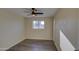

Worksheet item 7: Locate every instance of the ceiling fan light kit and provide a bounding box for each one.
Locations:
[32,14,36,16]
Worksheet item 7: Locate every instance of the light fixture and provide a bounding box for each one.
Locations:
[32,14,36,16]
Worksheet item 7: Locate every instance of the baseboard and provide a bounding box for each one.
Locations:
[25,38,52,40]
[1,39,25,51]
[53,40,61,51]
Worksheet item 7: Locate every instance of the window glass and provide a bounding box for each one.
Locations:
[33,20,44,29]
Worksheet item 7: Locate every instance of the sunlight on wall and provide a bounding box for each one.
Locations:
[60,30,75,51]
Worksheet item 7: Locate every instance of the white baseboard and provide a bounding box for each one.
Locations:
[0,39,25,51]
[25,38,52,40]
[54,41,61,51]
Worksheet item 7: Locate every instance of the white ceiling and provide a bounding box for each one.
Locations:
[5,8,58,17]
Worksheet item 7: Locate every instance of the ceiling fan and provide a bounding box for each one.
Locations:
[24,8,44,16]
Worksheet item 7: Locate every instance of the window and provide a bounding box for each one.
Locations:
[33,20,44,29]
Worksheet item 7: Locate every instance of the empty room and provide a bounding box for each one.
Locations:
[0,8,78,51]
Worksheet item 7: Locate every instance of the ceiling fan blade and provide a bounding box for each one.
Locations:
[24,10,31,13]
[23,8,44,16]
[26,13,31,16]
[34,13,43,14]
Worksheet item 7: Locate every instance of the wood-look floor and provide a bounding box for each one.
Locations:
[7,39,57,51]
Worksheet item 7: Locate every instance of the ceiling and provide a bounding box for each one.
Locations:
[5,8,58,17]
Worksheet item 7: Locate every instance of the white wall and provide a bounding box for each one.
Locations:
[0,9,24,50]
[60,30,75,51]
[53,9,78,50]
[77,9,79,50]
[24,17,53,40]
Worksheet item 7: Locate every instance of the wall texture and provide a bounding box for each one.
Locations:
[24,17,53,40]
[53,9,78,50]
[0,9,24,50]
